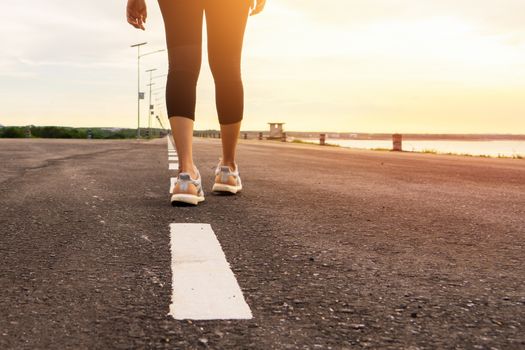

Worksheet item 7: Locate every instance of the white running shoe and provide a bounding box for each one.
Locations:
[171,169,205,205]
[212,161,242,194]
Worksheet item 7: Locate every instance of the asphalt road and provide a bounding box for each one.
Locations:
[0,137,524,349]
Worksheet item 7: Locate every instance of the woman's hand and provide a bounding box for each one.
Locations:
[127,0,147,30]
[249,0,266,16]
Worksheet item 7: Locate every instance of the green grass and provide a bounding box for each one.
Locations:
[378,147,523,159]
[315,143,524,160]
[416,149,522,159]
[291,139,316,145]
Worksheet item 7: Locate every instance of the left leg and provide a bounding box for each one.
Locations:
[159,0,206,204]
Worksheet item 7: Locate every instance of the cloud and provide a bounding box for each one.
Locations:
[2,0,165,68]
[1,0,524,133]
[281,0,525,32]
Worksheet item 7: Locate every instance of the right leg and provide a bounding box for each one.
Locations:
[158,0,204,179]
[205,0,250,193]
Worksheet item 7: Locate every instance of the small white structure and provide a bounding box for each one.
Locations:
[268,122,285,139]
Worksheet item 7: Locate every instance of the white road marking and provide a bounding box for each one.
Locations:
[168,136,178,190]
[169,223,253,320]
[167,136,175,149]
[170,177,176,193]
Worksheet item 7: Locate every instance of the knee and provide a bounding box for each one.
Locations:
[209,57,242,83]
[167,44,201,78]
[219,116,243,125]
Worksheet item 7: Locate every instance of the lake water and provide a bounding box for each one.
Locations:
[296,139,525,158]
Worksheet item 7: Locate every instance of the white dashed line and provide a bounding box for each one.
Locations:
[169,223,253,320]
[167,136,175,150]
[170,177,176,193]
[167,137,178,171]
[166,136,251,319]
[168,136,177,191]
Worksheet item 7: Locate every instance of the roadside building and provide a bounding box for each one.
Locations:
[268,122,285,140]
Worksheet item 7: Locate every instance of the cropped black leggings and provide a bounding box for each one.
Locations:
[158,0,250,125]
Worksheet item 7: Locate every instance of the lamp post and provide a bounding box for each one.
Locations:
[148,72,168,138]
[146,68,157,138]
[130,42,165,138]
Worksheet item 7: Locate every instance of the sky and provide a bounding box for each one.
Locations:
[1,0,525,133]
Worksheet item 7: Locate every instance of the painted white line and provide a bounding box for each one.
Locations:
[169,163,179,170]
[170,177,177,193]
[169,223,252,320]
[168,156,179,161]
[167,136,176,150]
[168,151,177,155]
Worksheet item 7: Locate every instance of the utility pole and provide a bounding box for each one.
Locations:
[131,42,147,138]
[146,68,157,139]
[130,43,165,139]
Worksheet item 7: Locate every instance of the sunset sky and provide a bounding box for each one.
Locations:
[1,0,525,133]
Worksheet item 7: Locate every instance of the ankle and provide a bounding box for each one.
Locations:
[179,164,198,179]
[220,160,236,171]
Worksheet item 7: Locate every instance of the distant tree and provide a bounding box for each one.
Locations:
[0,127,25,138]
[1,126,138,139]
[30,126,87,139]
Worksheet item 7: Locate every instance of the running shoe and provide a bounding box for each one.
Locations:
[212,161,242,194]
[171,169,205,205]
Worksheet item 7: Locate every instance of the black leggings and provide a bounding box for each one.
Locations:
[158,0,250,125]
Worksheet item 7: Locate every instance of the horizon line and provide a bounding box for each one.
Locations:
[1,124,525,137]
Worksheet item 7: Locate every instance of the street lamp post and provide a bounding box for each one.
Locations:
[131,42,147,138]
[130,42,165,138]
[147,72,168,138]
[146,68,157,138]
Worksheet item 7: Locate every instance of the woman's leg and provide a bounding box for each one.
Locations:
[158,0,204,179]
[169,117,197,178]
[219,121,241,169]
[205,0,250,170]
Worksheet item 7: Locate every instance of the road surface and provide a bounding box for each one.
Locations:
[0,137,524,349]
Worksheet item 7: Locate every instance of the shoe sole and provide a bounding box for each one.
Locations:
[212,183,242,194]
[171,193,205,205]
